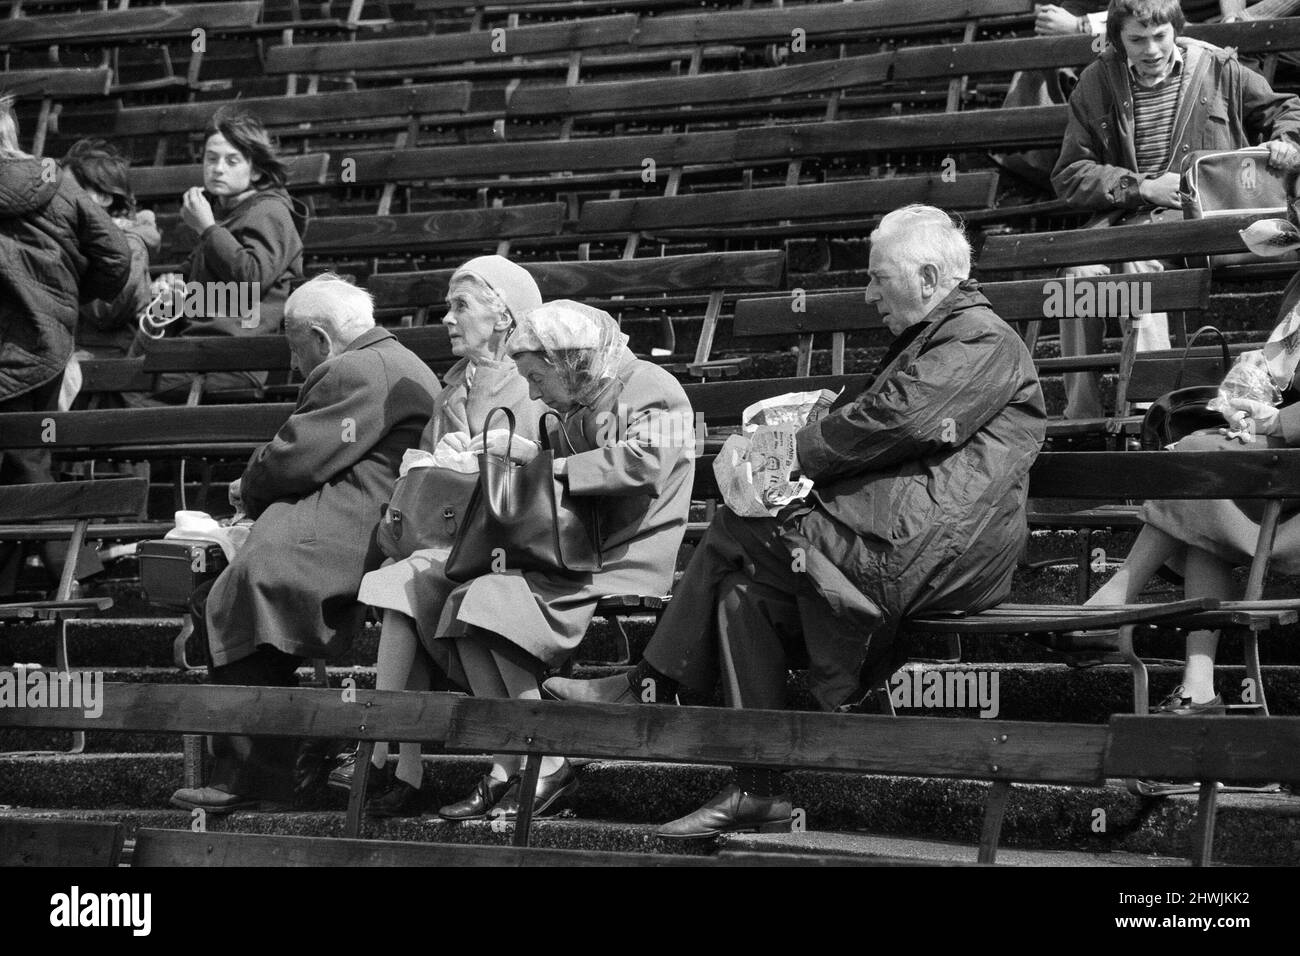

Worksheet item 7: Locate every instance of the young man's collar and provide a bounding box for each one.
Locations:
[1127,42,1183,88]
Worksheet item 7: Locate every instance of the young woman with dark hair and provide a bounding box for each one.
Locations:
[151,108,307,400]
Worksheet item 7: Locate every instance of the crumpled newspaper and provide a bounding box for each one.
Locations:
[714,388,839,517]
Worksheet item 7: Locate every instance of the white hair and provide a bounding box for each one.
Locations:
[285,272,375,344]
[870,204,971,282]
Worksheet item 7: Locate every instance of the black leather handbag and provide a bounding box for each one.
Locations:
[1139,325,1232,450]
[445,406,602,582]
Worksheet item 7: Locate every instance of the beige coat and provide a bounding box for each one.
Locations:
[433,349,694,666]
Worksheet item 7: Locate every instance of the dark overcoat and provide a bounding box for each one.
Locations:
[792,283,1047,708]
[206,327,441,665]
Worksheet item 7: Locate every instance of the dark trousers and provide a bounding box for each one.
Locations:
[0,378,66,595]
[192,581,305,800]
[644,508,808,710]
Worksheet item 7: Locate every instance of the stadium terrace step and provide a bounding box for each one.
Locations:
[2,758,1297,865]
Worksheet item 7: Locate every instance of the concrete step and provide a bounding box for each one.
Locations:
[2,756,1296,864]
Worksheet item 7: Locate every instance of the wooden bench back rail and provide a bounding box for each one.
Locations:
[343,106,1068,185]
[0,477,148,523]
[978,214,1260,271]
[0,682,1108,786]
[130,154,331,201]
[508,18,1300,118]
[0,2,262,47]
[135,326,452,375]
[266,14,640,73]
[732,270,1211,338]
[1026,449,1300,500]
[0,819,123,868]
[155,202,567,262]
[365,250,786,311]
[575,173,998,234]
[0,68,112,98]
[113,82,474,137]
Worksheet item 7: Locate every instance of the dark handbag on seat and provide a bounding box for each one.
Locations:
[376,465,479,561]
[444,407,602,582]
[1139,325,1232,450]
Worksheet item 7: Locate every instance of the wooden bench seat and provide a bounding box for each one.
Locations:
[0,2,263,47]
[0,67,112,97]
[130,152,330,201]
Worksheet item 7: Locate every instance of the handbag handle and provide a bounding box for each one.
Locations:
[1174,325,1230,391]
[478,406,517,520]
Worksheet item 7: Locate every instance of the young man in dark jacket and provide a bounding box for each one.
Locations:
[0,97,131,592]
[1051,0,1300,420]
[544,205,1047,838]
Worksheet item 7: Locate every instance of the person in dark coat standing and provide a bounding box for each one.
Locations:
[0,95,130,593]
[545,205,1047,838]
[170,274,442,813]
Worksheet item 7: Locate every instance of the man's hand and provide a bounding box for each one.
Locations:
[228,478,243,510]
[1139,172,1183,209]
[180,186,216,234]
[1266,139,1300,173]
[1221,397,1281,441]
[468,430,541,464]
[1034,4,1084,35]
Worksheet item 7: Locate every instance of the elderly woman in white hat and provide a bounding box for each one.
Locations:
[1082,306,1300,720]
[423,299,695,822]
[347,255,546,816]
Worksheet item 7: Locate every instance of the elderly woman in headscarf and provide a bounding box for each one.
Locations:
[347,255,546,816]
[428,299,695,822]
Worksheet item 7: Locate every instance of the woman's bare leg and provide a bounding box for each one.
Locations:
[457,633,565,779]
[1179,546,1239,704]
[375,610,420,782]
[1086,525,1182,605]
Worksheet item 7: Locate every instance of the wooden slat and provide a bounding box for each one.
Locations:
[508,51,892,116]
[0,818,122,867]
[130,154,331,200]
[2,684,1107,785]
[0,405,294,450]
[0,68,112,98]
[733,270,1210,337]
[979,215,1259,271]
[0,478,148,522]
[132,829,721,867]
[348,106,1066,183]
[910,598,1220,634]
[305,204,566,253]
[1028,449,1300,500]
[635,0,1032,47]
[266,14,639,73]
[683,374,868,421]
[366,251,785,309]
[1105,715,1300,784]
[1124,344,1264,402]
[77,358,152,393]
[114,83,473,136]
[138,326,452,373]
[0,2,262,46]
[578,173,998,233]
[894,20,1300,81]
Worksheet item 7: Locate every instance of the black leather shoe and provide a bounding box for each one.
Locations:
[365,779,423,818]
[494,761,579,819]
[655,784,793,840]
[438,773,514,821]
[170,785,260,815]
[327,748,393,795]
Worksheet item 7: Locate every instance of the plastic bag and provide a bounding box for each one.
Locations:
[1207,350,1283,413]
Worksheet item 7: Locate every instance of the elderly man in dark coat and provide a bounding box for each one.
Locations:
[171,273,441,813]
[545,205,1047,838]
